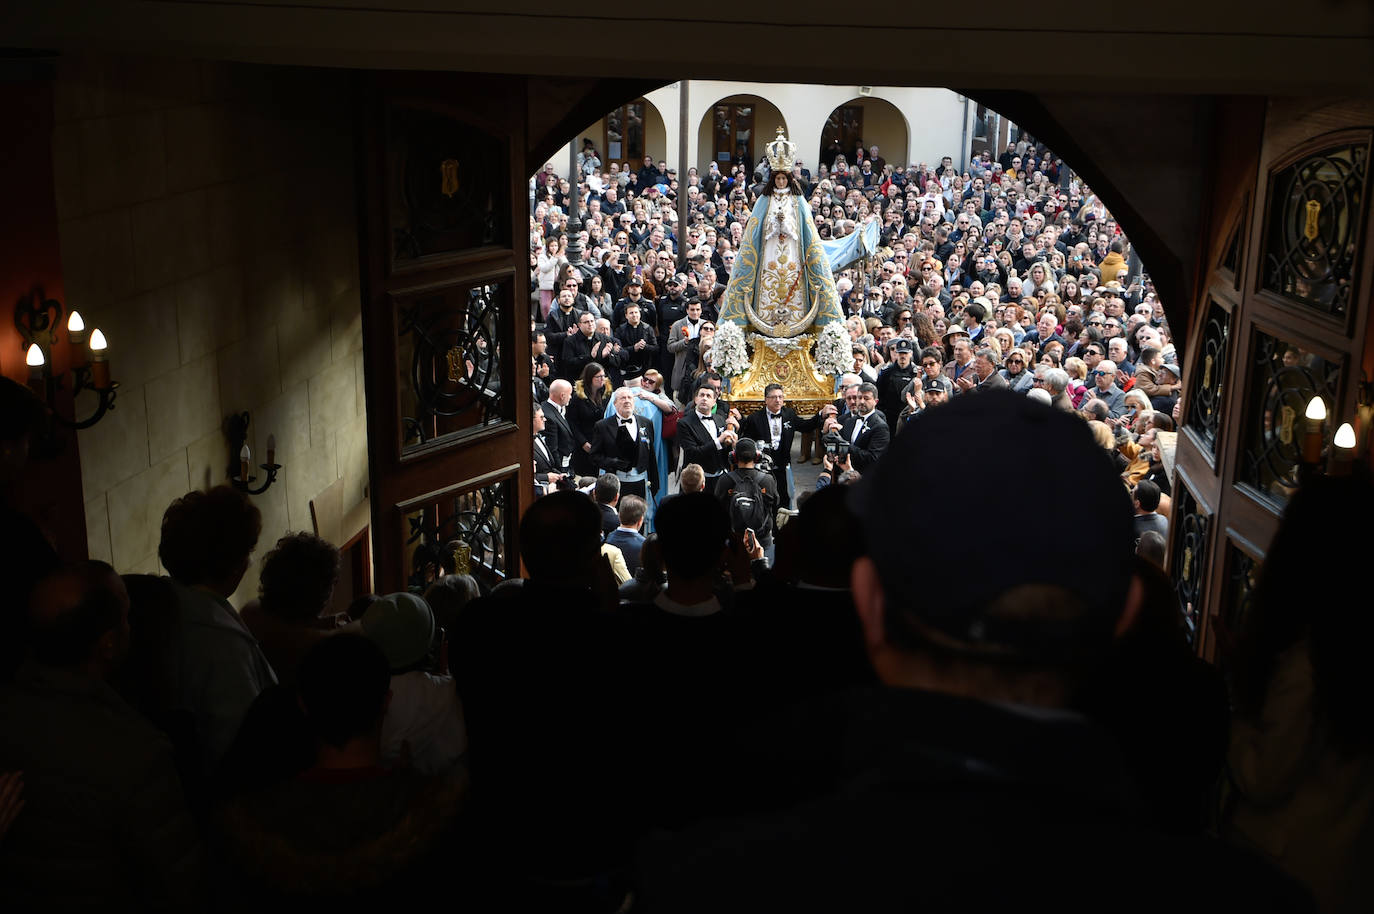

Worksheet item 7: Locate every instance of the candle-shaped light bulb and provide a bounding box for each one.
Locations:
[266,434,277,466]
[88,328,110,388]
[240,442,251,481]
[26,343,45,384]
[67,309,87,345]
[1334,422,1356,450]
[1301,395,1328,467]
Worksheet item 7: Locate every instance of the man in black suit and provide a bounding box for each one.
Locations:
[590,387,660,503]
[740,383,834,509]
[675,382,737,485]
[532,406,564,497]
[540,379,575,474]
[613,302,658,383]
[824,381,890,473]
[545,287,584,374]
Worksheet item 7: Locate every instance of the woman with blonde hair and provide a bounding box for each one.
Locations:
[536,236,565,320]
[1064,356,1090,409]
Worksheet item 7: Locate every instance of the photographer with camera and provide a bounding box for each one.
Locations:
[823,382,889,473]
[713,438,778,566]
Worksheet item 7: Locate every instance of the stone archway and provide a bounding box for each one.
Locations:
[818,96,910,174]
[695,95,788,176]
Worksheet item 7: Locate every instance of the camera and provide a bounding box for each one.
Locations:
[821,429,850,462]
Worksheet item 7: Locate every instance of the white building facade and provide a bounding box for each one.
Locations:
[545,81,994,180]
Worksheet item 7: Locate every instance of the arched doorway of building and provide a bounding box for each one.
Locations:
[598,96,667,171]
[696,95,787,176]
[818,96,910,174]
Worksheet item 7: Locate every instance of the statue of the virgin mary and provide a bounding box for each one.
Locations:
[718,128,848,338]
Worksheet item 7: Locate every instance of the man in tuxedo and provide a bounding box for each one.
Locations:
[532,406,565,497]
[540,379,575,473]
[676,382,737,484]
[591,387,660,503]
[740,383,833,509]
[824,382,890,473]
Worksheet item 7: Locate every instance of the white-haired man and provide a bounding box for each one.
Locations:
[590,387,659,502]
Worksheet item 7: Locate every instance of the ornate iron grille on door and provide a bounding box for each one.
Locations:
[1169,483,1210,645]
[398,282,508,449]
[404,477,510,590]
[1186,299,1231,455]
[1238,330,1341,505]
[1262,141,1368,318]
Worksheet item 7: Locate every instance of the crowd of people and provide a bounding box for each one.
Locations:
[529,134,1182,539]
[0,129,1369,914]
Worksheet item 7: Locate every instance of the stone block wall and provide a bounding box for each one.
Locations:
[53,56,368,606]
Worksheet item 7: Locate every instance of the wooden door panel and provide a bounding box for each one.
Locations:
[358,72,532,591]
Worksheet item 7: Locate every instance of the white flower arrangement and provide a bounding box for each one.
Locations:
[711,319,751,378]
[814,320,852,379]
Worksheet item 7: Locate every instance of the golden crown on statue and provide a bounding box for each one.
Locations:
[765,127,796,172]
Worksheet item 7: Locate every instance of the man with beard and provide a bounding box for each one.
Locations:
[614,302,658,383]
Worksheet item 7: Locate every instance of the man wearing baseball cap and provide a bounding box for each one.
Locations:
[875,337,918,428]
[638,392,1311,911]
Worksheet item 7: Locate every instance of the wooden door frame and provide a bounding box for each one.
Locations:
[1172,98,1374,660]
[356,70,533,591]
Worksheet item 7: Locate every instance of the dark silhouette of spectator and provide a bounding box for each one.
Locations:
[0,562,201,910]
[618,531,663,603]
[1078,556,1230,835]
[241,532,341,688]
[217,634,464,907]
[157,486,277,773]
[452,491,633,910]
[0,377,60,682]
[621,493,763,827]
[745,485,875,706]
[1224,469,1374,914]
[636,392,1313,913]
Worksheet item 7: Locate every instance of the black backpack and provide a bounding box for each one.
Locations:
[724,469,770,534]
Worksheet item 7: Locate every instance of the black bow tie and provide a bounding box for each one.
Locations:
[769,413,781,421]
[621,418,634,425]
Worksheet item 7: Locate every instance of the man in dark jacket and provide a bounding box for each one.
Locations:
[636,393,1314,914]
[0,563,201,910]
[875,339,919,428]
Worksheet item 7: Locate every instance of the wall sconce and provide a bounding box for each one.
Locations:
[15,289,117,429]
[225,411,281,495]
